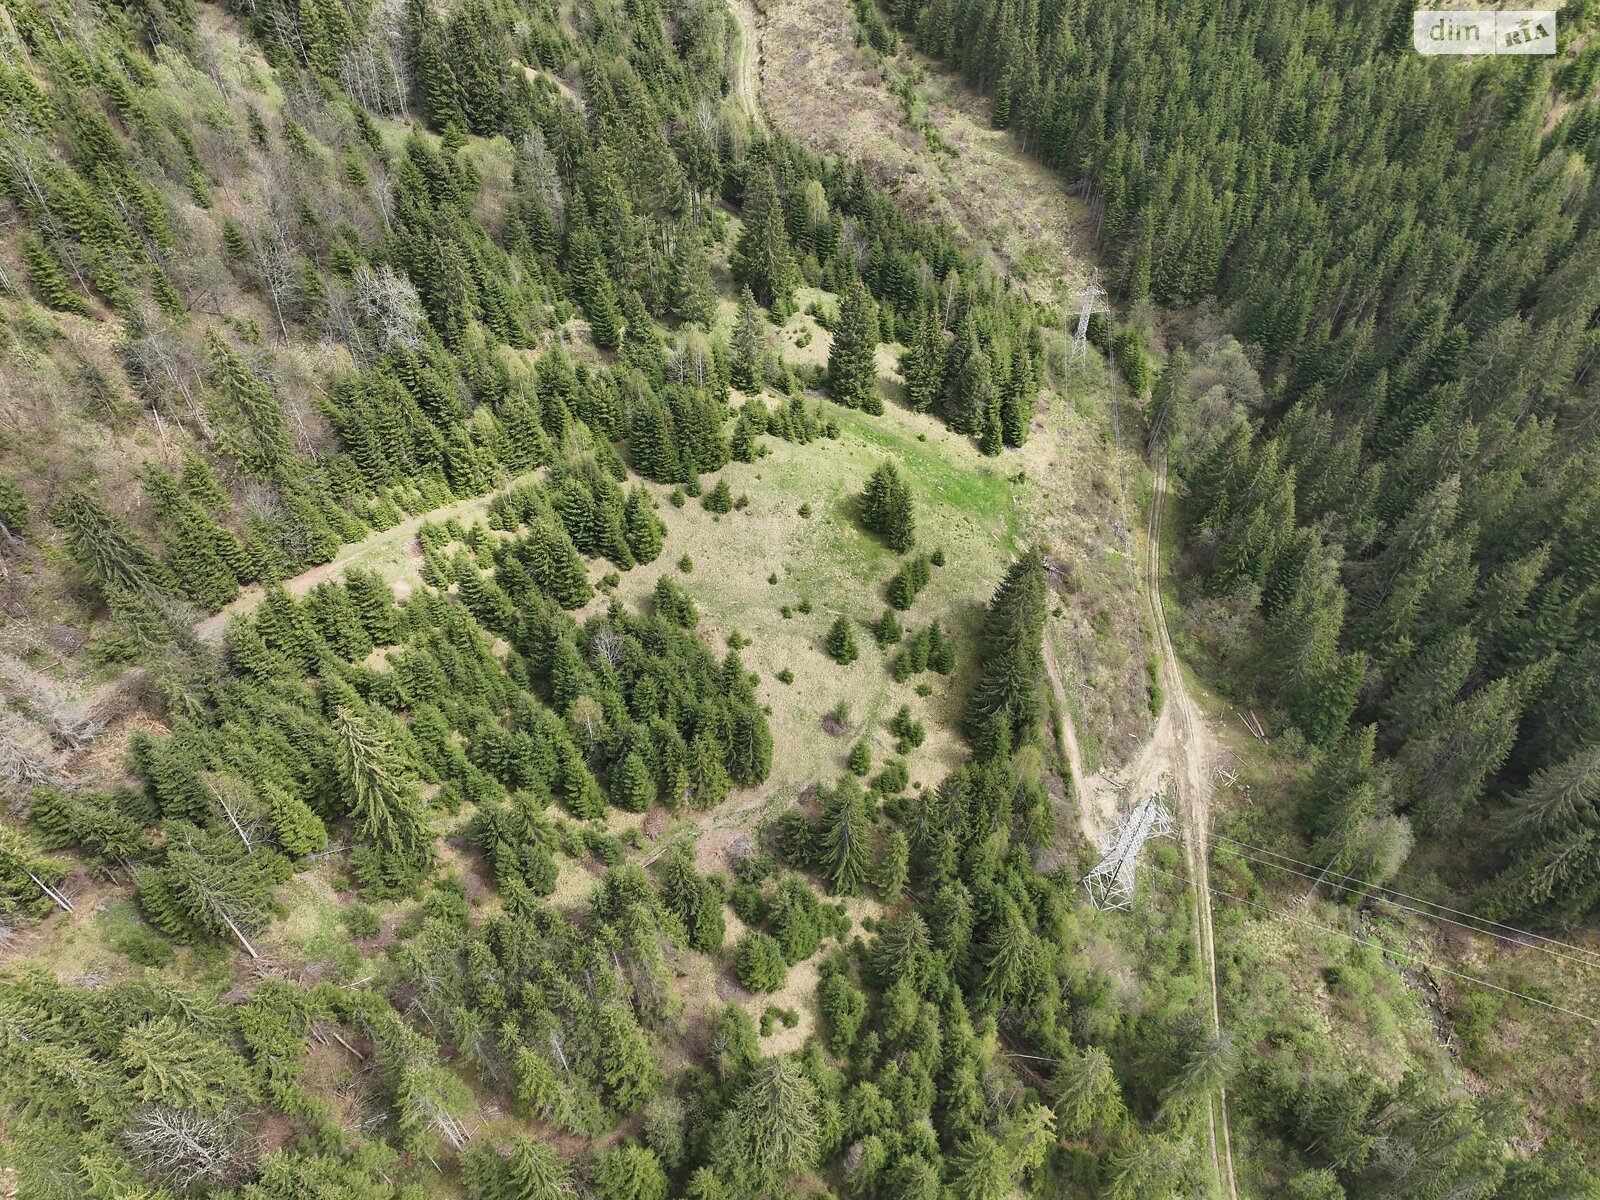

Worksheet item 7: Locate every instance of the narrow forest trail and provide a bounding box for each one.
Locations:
[1142,457,1240,1200]
[1042,630,1101,843]
[192,475,543,642]
[728,0,767,133]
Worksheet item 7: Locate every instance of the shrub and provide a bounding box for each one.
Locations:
[874,760,909,793]
[344,903,382,939]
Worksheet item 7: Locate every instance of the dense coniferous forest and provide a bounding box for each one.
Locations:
[0,0,1598,1196]
[887,0,1600,920]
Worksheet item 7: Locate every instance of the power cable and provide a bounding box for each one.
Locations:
[1141,863,1600,1029]
[1216,841,1600,975]
[1212,833,1600,970]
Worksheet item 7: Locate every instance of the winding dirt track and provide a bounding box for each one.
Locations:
[728,0,767,133]
[1143,457,1240,1199]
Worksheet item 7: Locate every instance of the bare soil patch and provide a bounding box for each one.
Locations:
[745,0,1094,303]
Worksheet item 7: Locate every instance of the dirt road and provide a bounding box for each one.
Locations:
[1140,456,1240,1200]
[728,0,767,132]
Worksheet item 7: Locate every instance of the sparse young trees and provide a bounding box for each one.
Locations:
[8,1,1600,1195]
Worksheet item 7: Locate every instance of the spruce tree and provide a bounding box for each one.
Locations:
[1000,350,1032,446]
[826,615,859,664]
[503,1135,576,1200]
[21,235,88,315]
[951,344,993,437]
[597,1006,664,1112]
[623,487,664,563]
[731,162,793,311]
[119,1015,258,1114]
[727,705,773,786]
[731,288,763,392]
[717,1058,820,1190]
[0,476,30,544]
[1054,1046,1122,1136]
[205,330,291,478]
[53,489,177,599]
[828,277,881,413]
[610,752,656,812]
[669,233,718,326]
[344,567,401,644]
[861,462,915,551]
[875,608,903,647]
[875,828,909,900]
[902,307,946,413]
[819,776,872,895]
[267,784,328,858]
[687,730,731,808]
[0,824,71,918]
[734,930,788,992]
[513,521,593,609]
[848,738,872,775]
[144,466,248,610]
[336,706,433,894]
[964,548,1047,755]
[591,1145,669,1200]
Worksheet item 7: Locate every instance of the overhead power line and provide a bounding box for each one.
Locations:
[1142,862,1600,1029]
[1219,841,1600,976]
[1213,833,1600,971]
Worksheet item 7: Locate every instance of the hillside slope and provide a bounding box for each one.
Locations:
[2,1,1598,1199]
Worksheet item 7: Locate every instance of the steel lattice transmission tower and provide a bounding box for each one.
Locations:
[1082,791,1175,911]
[1067,271,1108,370]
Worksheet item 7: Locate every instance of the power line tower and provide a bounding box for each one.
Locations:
[1082,791,1175,911]
[1067,271,1108,370]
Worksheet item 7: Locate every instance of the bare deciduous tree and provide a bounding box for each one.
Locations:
[239,158,306,342]
[352,264,426,359]
[0,652,105,749]
[122,1106,243,1190]
[841,216,869,274]
[667,328,713,387]
[337,0,409,116]
[124,305,210,433]
[0,712,65,808]
[519,129,566,227]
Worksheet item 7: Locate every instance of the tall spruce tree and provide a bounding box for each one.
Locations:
[965,548,1047,756]
[335,706,433,894]
[732,161,793,312]
[828,277,881,413]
